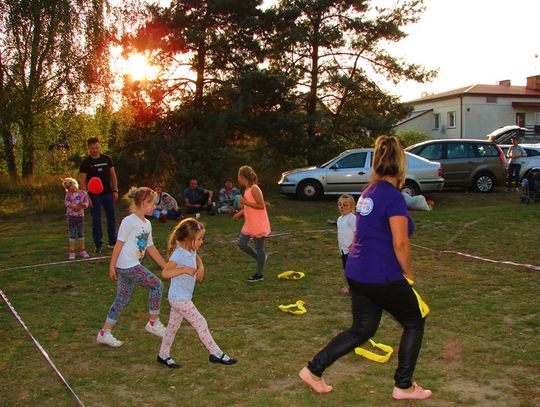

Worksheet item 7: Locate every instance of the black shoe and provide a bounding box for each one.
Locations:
[157,355,181,369]
[247,274,264,283]
[95,244,103,254]
[209,353,237,365]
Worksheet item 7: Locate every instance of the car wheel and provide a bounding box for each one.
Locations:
[473,172,495,193]
[296,179,323,201]
[402,180,420,196]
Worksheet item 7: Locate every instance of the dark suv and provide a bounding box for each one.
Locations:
[406,139,507,192]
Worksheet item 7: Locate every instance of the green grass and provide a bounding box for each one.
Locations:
[0,189,539,406]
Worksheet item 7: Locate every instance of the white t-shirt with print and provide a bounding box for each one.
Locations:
[337,212,356,254]
[116,214,154,269]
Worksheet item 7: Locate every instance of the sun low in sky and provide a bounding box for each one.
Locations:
[111,48,159,82]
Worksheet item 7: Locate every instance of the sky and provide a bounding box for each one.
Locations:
[140,0,540,102]
[382,0,540,101]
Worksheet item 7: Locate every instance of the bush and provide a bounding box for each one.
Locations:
[395,129,431,148]
[0,175,65,216]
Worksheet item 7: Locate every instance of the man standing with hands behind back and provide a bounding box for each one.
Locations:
[79,137,118,254]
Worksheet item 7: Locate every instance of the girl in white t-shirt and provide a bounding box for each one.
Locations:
[157,218,237,368]
[337,194,356,295]
[96,187,167,347]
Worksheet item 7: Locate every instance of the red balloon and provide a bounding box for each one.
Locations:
[88,177,104,194]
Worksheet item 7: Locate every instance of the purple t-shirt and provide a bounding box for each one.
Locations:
[345,181,414,284]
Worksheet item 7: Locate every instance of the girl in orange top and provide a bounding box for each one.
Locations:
[233,166,271,282]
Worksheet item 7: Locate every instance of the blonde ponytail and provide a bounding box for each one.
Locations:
[372,136,407,188]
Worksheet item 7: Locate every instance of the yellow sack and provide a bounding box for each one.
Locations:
[277,271,305,280]
[405,277,430,318]
[278,300,307,315]
[355,339,394,363]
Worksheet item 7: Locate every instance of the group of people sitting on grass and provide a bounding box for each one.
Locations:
[152,178,243,222]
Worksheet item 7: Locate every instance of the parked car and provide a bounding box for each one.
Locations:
[406,139,506,193]
[278,148,444,200]
[499,144,540,180]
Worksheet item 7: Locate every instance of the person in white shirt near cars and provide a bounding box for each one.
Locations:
[337,194,356,295]
[506,136,527,191]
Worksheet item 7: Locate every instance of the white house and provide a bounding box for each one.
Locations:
[396,75,540,139]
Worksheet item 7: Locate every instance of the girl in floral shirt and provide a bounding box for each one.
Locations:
[63,177,90,260]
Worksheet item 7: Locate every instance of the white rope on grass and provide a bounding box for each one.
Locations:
[225,228,336,243]
[2,229,538,273]
[0,256,111,273]
[0,288,86,407]
[412,243,540,271]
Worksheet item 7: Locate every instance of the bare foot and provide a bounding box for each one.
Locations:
[299,367,333,394]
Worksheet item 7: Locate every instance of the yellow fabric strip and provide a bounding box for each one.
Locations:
[406,277,430,318]
[277,271,305,280]
[278,300,307,315]
[355,339,394,363]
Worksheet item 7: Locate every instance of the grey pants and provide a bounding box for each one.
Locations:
[237,233,265,276]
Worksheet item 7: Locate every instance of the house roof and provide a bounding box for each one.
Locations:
[395,108,433,126]
[408,84,540,104]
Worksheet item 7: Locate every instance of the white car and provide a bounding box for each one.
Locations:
[499,144,540,179]
[278,148,444,200]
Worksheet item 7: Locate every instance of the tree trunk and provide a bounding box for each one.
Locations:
[1,125,17,178]
[194,37,206,110]
[305,17,320,166]
[21,116,35,177]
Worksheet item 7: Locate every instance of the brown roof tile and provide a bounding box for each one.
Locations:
[408,84,540,103]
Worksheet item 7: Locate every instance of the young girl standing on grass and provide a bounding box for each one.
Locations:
[157,218,237,368]
[96,187,167,347]
[63,178,90,260]
[337,194,356,295]
[233,166,271,283]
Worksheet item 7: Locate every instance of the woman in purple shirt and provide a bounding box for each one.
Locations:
[299,136,432,401]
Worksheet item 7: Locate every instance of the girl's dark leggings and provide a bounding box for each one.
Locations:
[307,278,425,389]
[237,233,265,276]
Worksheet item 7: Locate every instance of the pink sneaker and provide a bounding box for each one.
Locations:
[392,382,432,400]
[299,367,333,394]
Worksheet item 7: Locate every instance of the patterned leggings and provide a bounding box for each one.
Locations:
[159,300,222,359]
[106,264,163,325]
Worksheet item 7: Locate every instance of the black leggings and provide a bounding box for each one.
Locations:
[307,278,425,389]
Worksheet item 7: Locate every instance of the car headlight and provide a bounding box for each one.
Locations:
[279,174,289,183]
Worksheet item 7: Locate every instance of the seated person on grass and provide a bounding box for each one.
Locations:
[183,178,215,215]
[218,178,242,214]
[153,183,182,221]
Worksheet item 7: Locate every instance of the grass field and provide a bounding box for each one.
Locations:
[0,188,539,407]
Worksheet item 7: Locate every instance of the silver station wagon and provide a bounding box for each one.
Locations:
[278,148,444,200]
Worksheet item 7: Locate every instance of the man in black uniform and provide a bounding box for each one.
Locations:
[79,137,119,253]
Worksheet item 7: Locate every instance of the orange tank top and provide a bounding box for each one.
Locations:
[241,185,271,237]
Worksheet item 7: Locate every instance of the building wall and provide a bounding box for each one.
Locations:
[461,95,540,138]
[399,95,540,140]
[395,112,434,134]
[398,97,461,139]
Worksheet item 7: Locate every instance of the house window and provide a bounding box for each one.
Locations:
[516,113,525,127]
[447,111,456,128]
[433,113,440,129]
[486,96,497,103]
